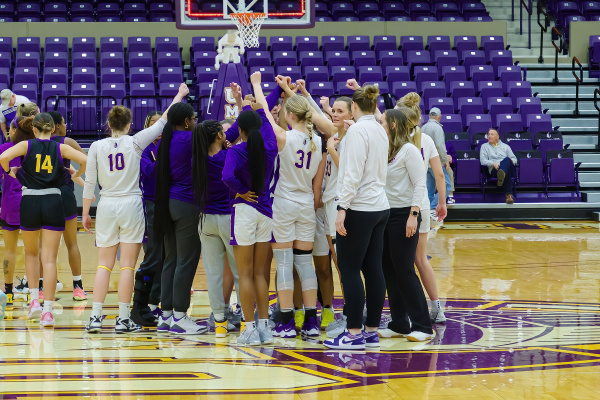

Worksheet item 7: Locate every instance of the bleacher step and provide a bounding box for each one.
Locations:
[575,153,600,168]
[563,135,599,149]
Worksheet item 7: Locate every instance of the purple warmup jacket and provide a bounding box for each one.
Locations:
[0,143,22,226]
[140,140,159,202]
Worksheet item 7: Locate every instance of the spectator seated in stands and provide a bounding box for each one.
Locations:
[480,128,517,204]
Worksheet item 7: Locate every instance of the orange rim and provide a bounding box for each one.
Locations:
[230,12,266,26]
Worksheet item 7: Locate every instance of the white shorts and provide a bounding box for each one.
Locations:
[419,208,431,234]
[323,198,338,237]
[231,203,272,246]
[95,196,145,247]
[272,196,316,243]
[313,207,330,256]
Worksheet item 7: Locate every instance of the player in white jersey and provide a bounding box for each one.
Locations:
[83,84,188,334]
[264,76,323,338]
[396,104,449,325]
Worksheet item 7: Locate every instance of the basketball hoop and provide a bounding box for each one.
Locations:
[230,12,266,48]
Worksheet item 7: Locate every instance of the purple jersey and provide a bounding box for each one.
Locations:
[0,143,22,226]
[168,130,194,204]
[222,106,278,218]
[204,150,232,215]
[140,140,159,201]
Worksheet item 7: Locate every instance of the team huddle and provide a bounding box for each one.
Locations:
[0,72,449,350]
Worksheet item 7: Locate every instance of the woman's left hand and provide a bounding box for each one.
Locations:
[335,209,347,236]
[406,215,418,238]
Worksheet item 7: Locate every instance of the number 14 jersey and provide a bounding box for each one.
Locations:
[17,139,65,190]
[272,129,322,206]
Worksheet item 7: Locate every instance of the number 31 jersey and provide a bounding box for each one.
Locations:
[17,139,65,189]
[87,136,144,198]
[272,129,322,206]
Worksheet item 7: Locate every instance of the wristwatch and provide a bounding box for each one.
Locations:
[337,205,347,212]
[410,210,419,217]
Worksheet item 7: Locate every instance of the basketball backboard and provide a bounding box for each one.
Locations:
[176,0,315,30]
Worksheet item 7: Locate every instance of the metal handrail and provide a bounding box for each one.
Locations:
[551,27,563,83]
[520,0,533,49]
[537,0,549,63]
[594,89,600,149]
[572,56,583,115]
[44,95,118,137]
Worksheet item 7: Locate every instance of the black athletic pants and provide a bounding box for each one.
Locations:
[136,200,163,305]
[160,198,201,313]
[382,207,433,335]
[336,208,389,330]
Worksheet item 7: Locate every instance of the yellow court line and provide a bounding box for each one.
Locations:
[530,346,600,359]
[499,307,600,314]
[236,346,277,360]
[565,344,600,350]
[478,301,505,309]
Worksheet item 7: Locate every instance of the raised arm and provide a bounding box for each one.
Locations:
[313,150,326,211]
[346,78,382,121]
[297,79,337,138]
[252,72,287,151]
[222,149,250,195]
[140,146,158,180]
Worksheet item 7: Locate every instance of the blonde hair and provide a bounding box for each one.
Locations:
[285,95,316,152]
[384,109,415,163]
[16,102,38,118]
[396,106,422,149]
[353,85,379,113]
[397,92,422,121]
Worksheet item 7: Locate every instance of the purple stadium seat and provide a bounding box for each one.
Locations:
[315,16,333,22]
[123,2,146,16]
[129,52,153,69]
[44,67,68,85]
[45,37,68,53]
[18,2,40,16]
[556,1,580,30]
[71,83,96,96]
[458,97,484,125]
[0,37,11,53]
[401,36,424,59]
[71,2,94,15]
[470,65,495,87]
[392,81,418,99]
[271,36,294,52]
[496,114,523,135]
[442,16,465,22]
[489,50,514,75]
[0,52,11,69]
[195,66,218,83]
[156,37,179,53]
[276,66,302,81]
[386,65,410,83]
[454,35,478,54]
[192,37,216,53]
[101,67,126,84]
[583,1,600,19]
[193,51,218,67]
[406,50,432,73]
[17,37,40,53]
[331,65,356,85]
[0,67,9,87]
[441,66,467,93]
[427,36,451,52]
[441,114,464,133]
[97,2,120,15]
[421,81,446,103]
[45,3,67,17]
[314,2,328,16]
[478,81,505,105]
[462,50,486,72]
[156,52,181,70]
[325,51,350,67]
[296,36,319,52]
[42,83,67,101]
[374,36,398,54]
[357,2,379,16]
[506,132,533,151]
[128,37,152,53]
[0,17,12,23]
[507,81,533,105]
[150,2,173,16]
[515,150,543,187]
[390,16,411,22]
[427,97,454,115]
[466,114,492,135]
[408,2,431,19]
[100,37,124,53]
[44,52,68,69]
[450,81,475,103]
[130,67,154,84]
[358,66,383,83]
[0,2,14,16]
[445,132,471,151]
[71,16,94,22]
[150,16,173,22]
[12,83,37,102]
[273,51,298,67]
[434,50,459,74]
[72,52,96,69]
[348,36,371,53]
[462,2,489,17]
[13,67,38,85]
[487,97,514,124]
[414,66,439,87]
[73,37,96,54]
[72,67,97,85]
[299,51,324,67]
[434,2,459,19]
[527,114,553,134]
[351,51,376,68]
[15,52,40,69]
[455,150,482,189]
[546,150,579,195]
[335,81,355,96]
[516,97,543,117]
[322,36,345,53]
[383,2,406,19]
[304,66,328,82]
[481,36,505,54]
[331,2,355,20]
[498,65,523,92]
[309,81,335,97]
[45,17,67,22]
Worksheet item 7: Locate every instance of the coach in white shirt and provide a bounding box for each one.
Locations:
[324,85,390,350]
[0,89,30,141]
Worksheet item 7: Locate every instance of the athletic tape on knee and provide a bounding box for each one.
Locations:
[120,267,135,271]
[97,265,111,272]
[274,248,294,291]
[293,254,318,291]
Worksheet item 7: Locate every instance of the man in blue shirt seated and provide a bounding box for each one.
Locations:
[480,128,517,204]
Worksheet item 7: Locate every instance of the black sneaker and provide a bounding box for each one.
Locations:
[14,276,28,294]
[115,317,143,334]
[130,303,158,327]
[86,315,104,333]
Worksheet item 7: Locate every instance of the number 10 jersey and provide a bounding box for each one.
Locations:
[272,129,322,206]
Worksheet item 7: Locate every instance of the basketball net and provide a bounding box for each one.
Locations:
[230,12,265,48]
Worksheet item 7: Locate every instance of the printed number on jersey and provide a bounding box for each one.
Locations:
[325,159,332,177]
[108,153,125,171]
[35,154,53,173]
[295,150,312,170]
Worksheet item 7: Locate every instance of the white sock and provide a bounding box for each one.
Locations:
[430,299,441,311]
[30,288,40,301]
[149,304,158,311]
[72,275,82,281]
[259,318,268,329]
[118,302,130,320]
[162,310,173,319]
[43,300,53,314]
[214,313,226,322]
[173,311,186,320]
[247,320,257,330]
[92,302,103,318]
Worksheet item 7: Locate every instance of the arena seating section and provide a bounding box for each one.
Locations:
[0,1,491,23]
[0,30,582,201]
[546,0,600,47]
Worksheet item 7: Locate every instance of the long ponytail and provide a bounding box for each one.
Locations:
[192,120,222,213]
[285,95,316,152]
[154,103,195,239]
[237,110,265,195]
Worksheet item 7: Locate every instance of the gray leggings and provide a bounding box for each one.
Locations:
[199,213,239,315]
[161,198,201,313]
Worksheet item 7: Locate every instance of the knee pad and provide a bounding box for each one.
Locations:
[274,248,294,291]
[293,253,318,291]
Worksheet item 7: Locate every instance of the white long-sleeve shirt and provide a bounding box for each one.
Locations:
[83,119,166,199]
[385,143,427,209]
[337,115,389,212]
